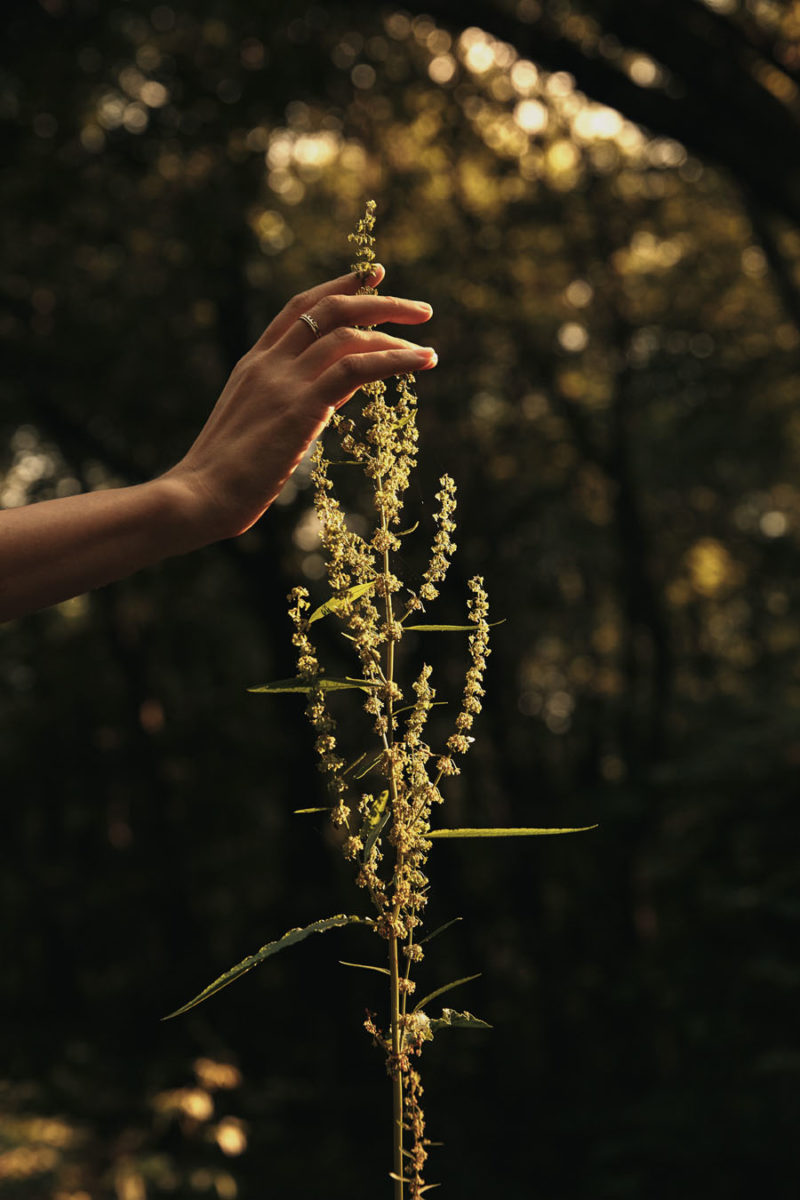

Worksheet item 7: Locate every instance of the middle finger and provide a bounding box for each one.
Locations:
[280,293,432,355]
[296,326,436,375]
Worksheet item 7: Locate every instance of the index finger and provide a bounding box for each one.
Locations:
[257,264,386,348]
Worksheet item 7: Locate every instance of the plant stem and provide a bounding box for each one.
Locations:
[380,496,404,1198]
[390,930,404,1200]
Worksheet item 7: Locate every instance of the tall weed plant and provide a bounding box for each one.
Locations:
[166,203,593,1198]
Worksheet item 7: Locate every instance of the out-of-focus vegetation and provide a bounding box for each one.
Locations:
[2,1,800,1197]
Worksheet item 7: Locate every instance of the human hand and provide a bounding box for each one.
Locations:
[165,266,436,542]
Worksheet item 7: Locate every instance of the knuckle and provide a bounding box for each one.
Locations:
[337,354,363,383]
[314,295,339,323]
[287,289,314,317]
[232,349,257,380]
[331,324,356,347]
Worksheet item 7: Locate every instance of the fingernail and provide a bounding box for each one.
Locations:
[415,301,433,315]
[415,347,438,366]
[363,263,384,283]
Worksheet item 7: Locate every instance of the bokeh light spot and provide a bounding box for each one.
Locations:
[514,98,548,133]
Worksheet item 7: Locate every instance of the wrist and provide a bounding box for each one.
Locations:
[154,467,238,550]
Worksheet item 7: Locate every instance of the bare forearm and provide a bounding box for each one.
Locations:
[0,268,436,623]
[0,477,202,622]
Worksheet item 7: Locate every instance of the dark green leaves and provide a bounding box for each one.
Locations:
[427,825,598,839]
[163,914,372,1020]
[339,960,390,977]
[429,1008,492,1033]
[413,973,480,1014]
[308,582,374,625]
[403,619,505,632]
[360,788,390,862]
[420,917,463,945]
[248,676,378,695]
[404,624,480,632]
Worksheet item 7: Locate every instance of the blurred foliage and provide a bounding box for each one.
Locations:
[2,1,800,1197]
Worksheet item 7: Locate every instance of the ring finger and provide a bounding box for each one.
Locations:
[282,293,432,355]
[297,326,436,376]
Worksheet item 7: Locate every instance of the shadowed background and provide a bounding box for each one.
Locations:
[2,1,800,1197]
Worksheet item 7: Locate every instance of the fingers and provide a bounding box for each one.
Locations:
[299,326,435,375]
[316,345,438,410]
[258,265,386,347]
[281,292,432,355]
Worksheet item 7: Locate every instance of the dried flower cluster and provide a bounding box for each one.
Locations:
[166,201,593,1198]
[285,203,491,1198]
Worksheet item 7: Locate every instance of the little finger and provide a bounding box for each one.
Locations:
[301,327,433,374]
[316,345,438,410]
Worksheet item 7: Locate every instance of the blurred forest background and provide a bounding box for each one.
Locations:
[3,0,800,1197]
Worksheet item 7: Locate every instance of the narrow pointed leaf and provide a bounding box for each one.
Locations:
[394,700,447,718]
[163,914,371,1020]
[413,973,481,1014]
[429,1008,492,1033]
[427,825,598,839]
[339,960,391,976]
[343,752,367,778]
[362,809,390,862]
[360,790,390,862]
[420,917,463,945]
[354,751,384,780]
[389,1173,413,1185]
[248,676,378,695]
[293,807,331,814]
[404,619,505,632]
[405,624,477,632]
[309,582,374,625]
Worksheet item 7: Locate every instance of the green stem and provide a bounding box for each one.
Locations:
[401,927,414,1020]
[390,930,404,1200]
[380,498,405,1198]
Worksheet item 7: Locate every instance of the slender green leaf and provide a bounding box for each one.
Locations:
[405,624,475,632]
[427,825,598,839]
[429,1008,493,1033]
[413,973,481,1014]
[389,1174,413,1185]
[398,520,420,536]
[339,960,390,977]
[420,917,463,945]
[163,914,371,1020]
[362,809,390,862]
[354,751,384,780]
[360,789,390,862]
[293,807,331,814]
[248,676,378,695]
[394,700,447,718]
[343,752,367,778]
[309,582,374,625]
[404,619,506,632]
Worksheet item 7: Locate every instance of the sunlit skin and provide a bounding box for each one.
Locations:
[0,266,436,623]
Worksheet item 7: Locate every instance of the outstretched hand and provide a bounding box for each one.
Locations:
[165,265,436,542]
[0,268,435,623]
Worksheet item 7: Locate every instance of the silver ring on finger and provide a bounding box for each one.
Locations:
[298,312,321,339]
